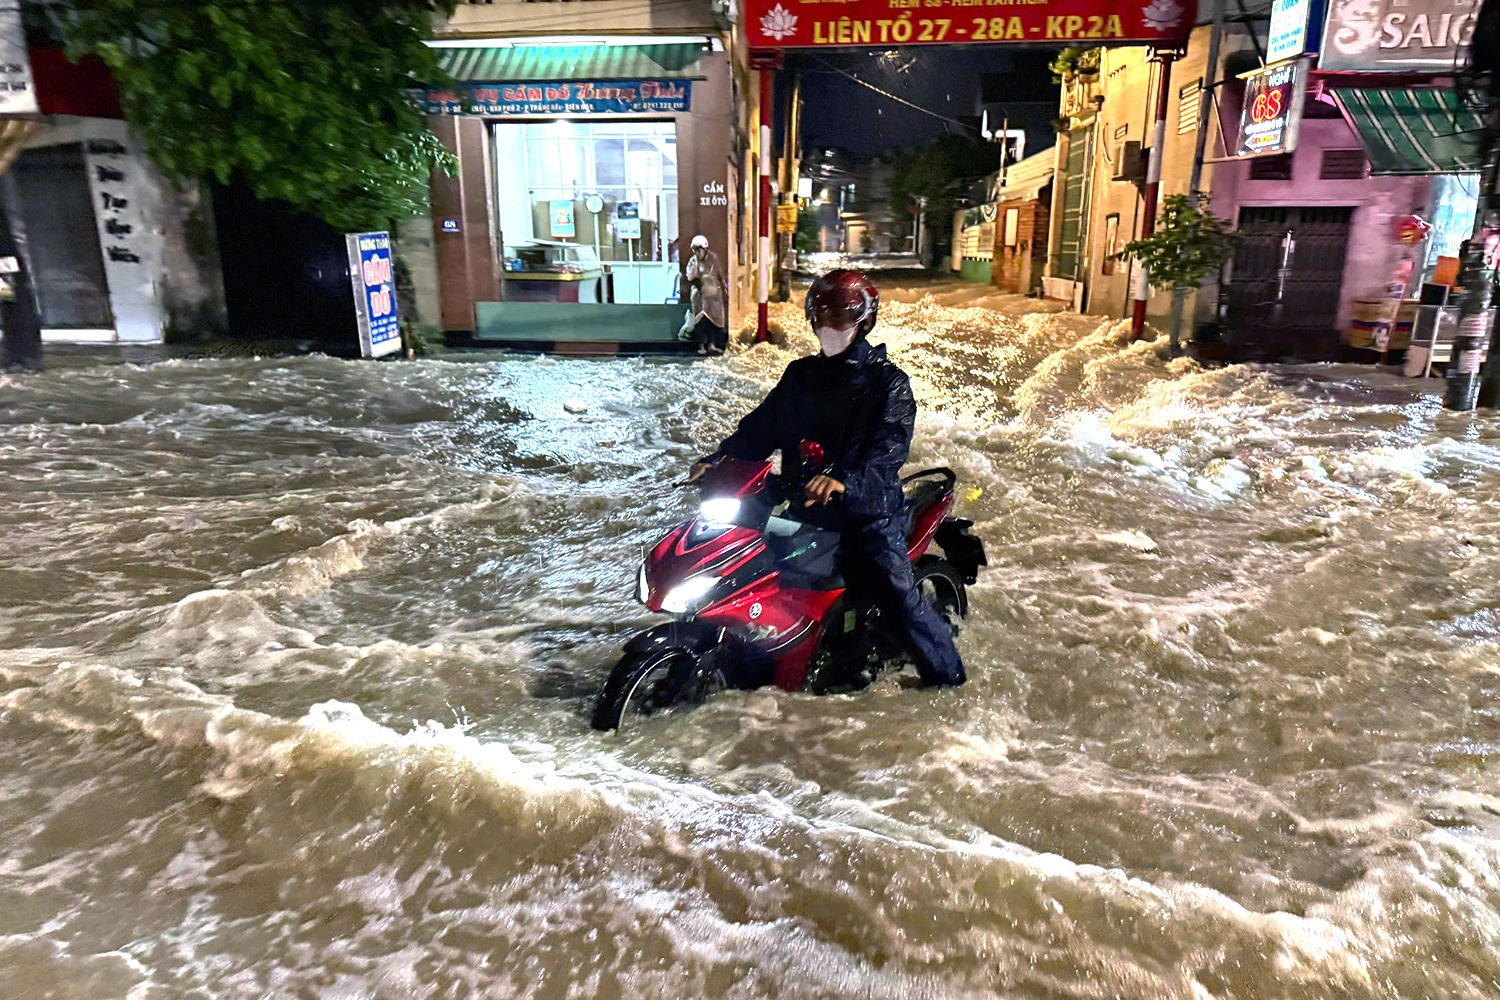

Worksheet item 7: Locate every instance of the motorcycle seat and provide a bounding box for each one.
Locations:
[902,478,948,535]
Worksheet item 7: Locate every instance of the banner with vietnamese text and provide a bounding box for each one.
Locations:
[424,80,691,117]
[745,0,1196,48]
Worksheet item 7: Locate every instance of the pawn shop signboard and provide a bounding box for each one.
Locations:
[746,0,1195,47]
[1235,58,1311,158]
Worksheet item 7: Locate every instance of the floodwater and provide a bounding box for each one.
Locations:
[2,289,1498,999]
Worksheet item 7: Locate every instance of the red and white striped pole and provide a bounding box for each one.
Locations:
[756,57,778,343]
[1131,48,1176,342]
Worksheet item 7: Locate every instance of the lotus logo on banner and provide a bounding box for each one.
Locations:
[760,4,799,40]
[1142,0,1185,31]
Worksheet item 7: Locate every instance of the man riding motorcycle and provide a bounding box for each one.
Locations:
[688,269,966,687]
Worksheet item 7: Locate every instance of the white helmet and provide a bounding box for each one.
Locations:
[690,234,709,250]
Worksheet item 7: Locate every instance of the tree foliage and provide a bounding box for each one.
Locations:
[886,135,998,223]
[794,204,820,254]
[1049,46,1100,81]
[51,0,457,232]
[1113,194,1236,294]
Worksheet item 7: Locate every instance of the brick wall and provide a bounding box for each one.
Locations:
[991,198,1049,294]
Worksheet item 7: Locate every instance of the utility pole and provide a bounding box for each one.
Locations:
[776,64,801,303]
[752,53,781,343]
[1444,148,1499,410]
[1130,48,1178,342]
[1175,4,1225,356]
[998,114,1010,193]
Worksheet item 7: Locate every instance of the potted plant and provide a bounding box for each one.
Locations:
[1049,47,1080,82]
[1050,47,1101,83]
[1111,194,1237,356]
[1076,48,1101,79]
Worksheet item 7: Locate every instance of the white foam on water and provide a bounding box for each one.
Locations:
[5,300,1500,996]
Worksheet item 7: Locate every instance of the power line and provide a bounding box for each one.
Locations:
[808,55,977,134]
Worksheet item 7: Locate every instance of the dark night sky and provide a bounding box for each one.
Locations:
[791,47,1061,161]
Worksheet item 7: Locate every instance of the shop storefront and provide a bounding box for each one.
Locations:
[2,44,224,346]
[1316,0,1483,358]
[492,118,683,305]
[423,38,751,350]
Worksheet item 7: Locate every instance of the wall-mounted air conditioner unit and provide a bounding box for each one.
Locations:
[1113,141,1146,184]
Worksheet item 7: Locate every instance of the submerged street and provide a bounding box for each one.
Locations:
[2,288,1499,998]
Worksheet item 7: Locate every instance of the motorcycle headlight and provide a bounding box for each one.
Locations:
[698,498,741,529]
[634,561,649,605]
[660,575,720,614]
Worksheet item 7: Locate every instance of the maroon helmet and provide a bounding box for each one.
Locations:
[805,269,880,339]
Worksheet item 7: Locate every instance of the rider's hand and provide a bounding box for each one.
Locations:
[686,461,713,484]
[804,475,846,506]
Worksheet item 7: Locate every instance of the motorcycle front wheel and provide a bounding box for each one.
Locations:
[591,647,724,731]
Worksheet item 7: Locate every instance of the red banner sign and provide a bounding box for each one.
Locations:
[745,0,1196,48]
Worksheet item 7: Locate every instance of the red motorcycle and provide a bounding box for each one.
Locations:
[591,452,986,730]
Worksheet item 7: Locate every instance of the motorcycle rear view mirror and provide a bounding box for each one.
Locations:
[798,439,826,468]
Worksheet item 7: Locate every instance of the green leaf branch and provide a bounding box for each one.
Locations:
[1112,194,1236,294]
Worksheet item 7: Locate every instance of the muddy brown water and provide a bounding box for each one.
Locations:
[1,297,1497,999]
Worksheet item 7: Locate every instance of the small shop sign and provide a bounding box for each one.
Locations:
[1320,0,1477,72]
[615,202,641,240]
[1235,58,1311,158]
[345,232,402,359]
[0,5,38,116]
[776,203,799,233]
[1267,0,1323,62]
[550,200,576,239]
[424,80,691,116]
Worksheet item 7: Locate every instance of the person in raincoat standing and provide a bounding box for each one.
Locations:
[685,234,728,355]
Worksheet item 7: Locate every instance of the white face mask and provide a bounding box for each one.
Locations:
[815,325,857,357]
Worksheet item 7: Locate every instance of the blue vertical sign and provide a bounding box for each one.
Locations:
[1267,0,1323,63]
[345,231,401,358]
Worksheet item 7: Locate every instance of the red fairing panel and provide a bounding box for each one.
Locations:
[645,522,765,612]
[702,458,775,498]
[701,577,843,691]
[907,494,954,561]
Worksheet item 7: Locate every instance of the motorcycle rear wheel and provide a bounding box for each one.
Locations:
[591,648,723,731]
[914,555,967,630]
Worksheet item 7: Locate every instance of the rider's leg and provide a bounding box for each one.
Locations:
[848,516,965,687]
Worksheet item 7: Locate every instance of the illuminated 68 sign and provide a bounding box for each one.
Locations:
[1236,57,1311,159]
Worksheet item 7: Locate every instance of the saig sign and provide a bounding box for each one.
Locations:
[1320,0,1477,72]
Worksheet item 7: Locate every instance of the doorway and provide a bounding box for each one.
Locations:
[3,143,113,331]
[493,120,680,304]
[1223,206,1354,361]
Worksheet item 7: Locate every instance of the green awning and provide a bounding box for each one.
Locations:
[1332,87,1484,175]
[437,43,711,82]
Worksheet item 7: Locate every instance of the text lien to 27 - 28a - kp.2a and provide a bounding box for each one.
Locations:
[744,0,1196,47]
